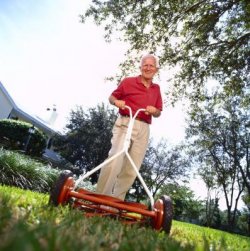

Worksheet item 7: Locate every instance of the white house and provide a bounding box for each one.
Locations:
[0,81,63,163]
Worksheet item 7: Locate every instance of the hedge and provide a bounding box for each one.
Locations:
[0,119,47,157]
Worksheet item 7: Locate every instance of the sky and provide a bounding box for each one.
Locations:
[0,0,186,144]
[2,0,239,209]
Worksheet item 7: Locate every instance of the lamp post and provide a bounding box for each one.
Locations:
[24,125,35,154]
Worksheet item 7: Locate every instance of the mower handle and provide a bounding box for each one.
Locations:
[74,104,154,207]
[121,105,155,207]
[124,105,146,119]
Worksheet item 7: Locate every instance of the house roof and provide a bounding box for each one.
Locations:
[0,81,61,136]
[0,81,16,107]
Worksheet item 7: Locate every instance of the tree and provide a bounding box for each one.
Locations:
[198,163,222,228]
[239,191,250,234]
[128,139,190,202]
[159,183,204,222]
[186,91,250,230]
[53,103,117,182]
[82,0,250,103]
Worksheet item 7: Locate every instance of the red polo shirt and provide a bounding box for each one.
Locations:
[111,75,163,124]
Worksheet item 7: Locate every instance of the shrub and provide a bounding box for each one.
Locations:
[0,119,47,157]
[0,148,60,193]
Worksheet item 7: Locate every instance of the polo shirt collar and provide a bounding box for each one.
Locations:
[137,75,155,86]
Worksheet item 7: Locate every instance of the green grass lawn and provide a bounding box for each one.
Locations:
[0,185,250,251]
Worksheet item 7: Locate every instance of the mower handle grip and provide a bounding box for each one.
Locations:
[124,105,146,119]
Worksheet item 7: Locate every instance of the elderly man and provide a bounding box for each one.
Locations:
[96,54,163,200]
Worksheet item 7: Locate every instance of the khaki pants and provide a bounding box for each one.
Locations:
[96,116,150,200]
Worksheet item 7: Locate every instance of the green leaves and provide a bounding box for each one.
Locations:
[0,148,59,192]
[83,0,250,104]
[186,91,250,228]
[53,103,117,182]
[0,119,47,156]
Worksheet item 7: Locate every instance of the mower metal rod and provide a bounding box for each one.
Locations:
[75,201,145,221]
[73,149,124,188]
[68,190,157,218]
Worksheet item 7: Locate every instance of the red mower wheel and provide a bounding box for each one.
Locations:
[49,170,74,206]
[160,195,173,234]
[153,195,173,234]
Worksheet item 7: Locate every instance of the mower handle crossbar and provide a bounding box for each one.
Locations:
[73,105,155,208]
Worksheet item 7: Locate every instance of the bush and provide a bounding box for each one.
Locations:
[0,148,60,193]
[0,119,47,157]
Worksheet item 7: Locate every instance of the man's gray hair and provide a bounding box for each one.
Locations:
[140,54,160,68]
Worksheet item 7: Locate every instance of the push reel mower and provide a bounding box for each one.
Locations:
[49,106,173,234]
